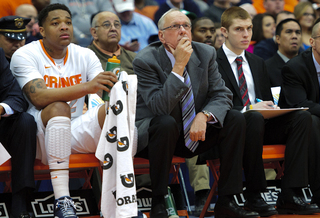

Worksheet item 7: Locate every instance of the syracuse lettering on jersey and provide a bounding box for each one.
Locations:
[44,74,82,88]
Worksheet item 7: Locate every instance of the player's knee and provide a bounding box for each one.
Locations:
[46,102,71,118]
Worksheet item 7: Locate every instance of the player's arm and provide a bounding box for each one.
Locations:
[22,71,117,110]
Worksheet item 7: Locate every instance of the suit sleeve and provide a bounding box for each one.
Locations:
[201,53,233,126]
[281,64,320,117]
[0,49,28,113]
[133,55,189,116]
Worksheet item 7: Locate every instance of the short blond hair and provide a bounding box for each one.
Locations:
[221,6,251,31]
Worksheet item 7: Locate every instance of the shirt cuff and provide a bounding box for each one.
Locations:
[207,112,218,124]
[0,103,14,117]
[172,71,184,82]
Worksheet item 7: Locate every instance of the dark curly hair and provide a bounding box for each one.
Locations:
[38,3,72,27]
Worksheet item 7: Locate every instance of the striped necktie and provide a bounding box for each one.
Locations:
[181,69,199,152]
[235,56,250,106]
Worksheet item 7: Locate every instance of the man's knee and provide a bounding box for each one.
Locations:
[16,112,37,130]
[225,109,246,127]
[149,115,179,136]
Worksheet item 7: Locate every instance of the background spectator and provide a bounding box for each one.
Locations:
[154,0,202,25]
[252,0,294,15]
[89,11,136,74]
[240,3,258,18]
[51,0,114,47]
[214,22,225,50]
[15,4,41,44]
[113,0,158,52]
[276,10,295,25]
[0,0,31,18]
[294,1,316,50]
[204,0,231,23]
[31,0,50,13]
[266,18,302,87]
[134,0,159,20]
[248,13,275,52]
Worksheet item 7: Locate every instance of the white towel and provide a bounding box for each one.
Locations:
[96,71,138,218]
[0,142,11,165]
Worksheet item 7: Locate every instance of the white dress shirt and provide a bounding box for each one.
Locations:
[222,43,256,105]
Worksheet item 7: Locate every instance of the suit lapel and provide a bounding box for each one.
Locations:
[245,51,262,99]
[159,44,174,78]
[217,48,242,101]
[187,50,203,100]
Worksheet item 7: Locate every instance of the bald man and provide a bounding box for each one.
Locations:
[89,11,136,74]
[15,4,41,43]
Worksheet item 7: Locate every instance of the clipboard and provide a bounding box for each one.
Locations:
[245,107,308,119]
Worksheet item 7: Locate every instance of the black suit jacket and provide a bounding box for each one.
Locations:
[216,48,273,110]
[265,52,286,87]
[279,48,320,117]
[0,48,28,113]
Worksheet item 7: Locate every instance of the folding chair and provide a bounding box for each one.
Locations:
[134,156,189,218]
[0,153,102,193]
[199,144,286,218]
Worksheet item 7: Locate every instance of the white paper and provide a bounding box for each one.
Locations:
[0,142,11,165]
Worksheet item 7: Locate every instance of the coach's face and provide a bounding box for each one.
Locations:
[159,11,192,50]
[40,9,73,51]
[222,18,252,55]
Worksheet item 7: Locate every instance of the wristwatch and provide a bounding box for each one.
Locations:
[202,110,211,121]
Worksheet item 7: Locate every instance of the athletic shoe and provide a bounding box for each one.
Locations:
[54,196,78,218]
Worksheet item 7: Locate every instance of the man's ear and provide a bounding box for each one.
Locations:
[220,27,228,39]
[310,37,315,49]
[275,35,280,45]
[158,31,165,44]
[90,27,98,40]
[39,26,45,38]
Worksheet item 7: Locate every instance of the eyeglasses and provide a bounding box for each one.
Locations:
[312,35,320,39]
[161,23,192,31]
[95,22,121,29]
[303,13,316,18]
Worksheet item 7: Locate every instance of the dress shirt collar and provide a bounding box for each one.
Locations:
[165,48,176,67]
[222,43,247,65]
[312,52,320,73]
[93,41,121,57]
[277,50,290,63]
[166,0,184,9]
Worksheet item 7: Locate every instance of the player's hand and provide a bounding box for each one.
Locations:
[251,101,279,109]
[169,37,193,76]
[86,71,118,94]
[189,113,207,141]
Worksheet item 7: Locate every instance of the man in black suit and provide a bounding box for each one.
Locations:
[0,47,37,218]
[266,18,302,87]
[217,6,318,216]
[134,8,258,218]
[279,17,320,209]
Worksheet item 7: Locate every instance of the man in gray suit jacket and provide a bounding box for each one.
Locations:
[133,8,258,218]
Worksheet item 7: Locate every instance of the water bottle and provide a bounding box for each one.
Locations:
[102,56,121,101]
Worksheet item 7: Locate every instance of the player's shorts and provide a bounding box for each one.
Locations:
[35,104,104,164]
